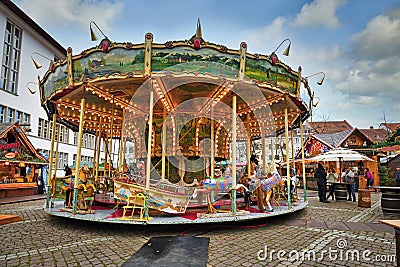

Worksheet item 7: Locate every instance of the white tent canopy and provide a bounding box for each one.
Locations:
[309,147,375,162]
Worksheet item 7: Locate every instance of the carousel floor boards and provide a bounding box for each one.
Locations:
[43,200,308,225]
[122,236,209,267]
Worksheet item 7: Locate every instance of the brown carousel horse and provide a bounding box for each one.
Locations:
[77,164,96,209]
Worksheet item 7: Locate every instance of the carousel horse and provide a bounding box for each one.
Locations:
[191,176,249,212]
[76,165,96,209]
[255,171,284,212]
[77,164,95,193]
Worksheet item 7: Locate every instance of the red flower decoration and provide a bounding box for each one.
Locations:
[101,41,109,52]
[241,42,247,49]
[193,38,201,50]
[271,53,278,65]
[146,33,153,40]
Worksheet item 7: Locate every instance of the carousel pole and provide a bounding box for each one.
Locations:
[46,113,57,208]
[231,95,237,216]
[118,110,126,172]
[246,113,251,178]
[161,107,166,181]
[54,123,61,172]
[261,122,266,174]
[72,98,86,215]
[285,108,291,210]
[210,104,215,179]
[109,96,115,177]
[94,117,103,183]
[299,115,307,201]
[144,91,154,220]
[271,139,275,171]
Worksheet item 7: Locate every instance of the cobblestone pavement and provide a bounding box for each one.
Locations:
[0,192,399,266]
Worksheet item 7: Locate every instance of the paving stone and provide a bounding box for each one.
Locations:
[306,220,328,229]
[343,222,376,232]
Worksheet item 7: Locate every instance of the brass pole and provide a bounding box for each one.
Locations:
[144,91,154,219]
[210,104,215,179]
[161,107,167,180]
[109,96,115,177]
[72,98,86,214]
[54,123,61,173]
[261,122,266,174]
[246,113,251,178]
[94,117,102,183]
[285,108,291,210]
[118,110,126,172]
[300,116,307,201]
[231,95,237,215]
[46,113,57,208]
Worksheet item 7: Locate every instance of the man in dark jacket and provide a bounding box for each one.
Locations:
[315,162,329,203]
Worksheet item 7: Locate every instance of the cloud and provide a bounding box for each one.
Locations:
[351,13,400,60]
[294,0,347,29]
[242,17,288,53]
[17,0,124,32]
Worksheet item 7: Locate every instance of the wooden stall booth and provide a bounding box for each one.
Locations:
[0,123,47,198]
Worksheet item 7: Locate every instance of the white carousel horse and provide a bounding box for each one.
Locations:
[191,176,250,212]
[255,171,284,212]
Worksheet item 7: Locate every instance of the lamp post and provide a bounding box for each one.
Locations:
[89,21,109,41]
[31,52,54,70]
[301,71,325,111]
[272,38,291,56]
[26,82,37,94]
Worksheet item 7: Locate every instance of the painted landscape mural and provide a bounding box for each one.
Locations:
[245,58,298,94]
[152,47,240,78]
[73,48,144,82]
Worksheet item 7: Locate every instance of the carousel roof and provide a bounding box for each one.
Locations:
[37,21,315,155]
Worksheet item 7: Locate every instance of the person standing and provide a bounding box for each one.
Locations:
[315,162,329,203]
[345,168,356,202]
[364,168,374,189]
[326,167,338,200]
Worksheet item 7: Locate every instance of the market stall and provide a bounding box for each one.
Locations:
[0,123,47,198]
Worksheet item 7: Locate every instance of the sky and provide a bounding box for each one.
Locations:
[14,0,400,129]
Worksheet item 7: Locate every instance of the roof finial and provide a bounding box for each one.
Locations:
[196,18,202,39]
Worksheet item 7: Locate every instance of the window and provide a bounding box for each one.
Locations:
[0,105,5,123]
[57,152,68,170]
[1,20,22,94]
[73,154,93,166]
[74,132,95,149]
[38,118,69,143]
[6,107,14,122]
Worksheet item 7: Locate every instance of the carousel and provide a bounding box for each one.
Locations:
[38,20,320,224]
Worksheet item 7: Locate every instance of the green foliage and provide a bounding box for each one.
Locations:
[378,164,396,186]
[372,140,400,149]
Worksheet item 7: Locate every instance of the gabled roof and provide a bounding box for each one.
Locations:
[0,122,15,138]
[306,120,353,134]
[0,123,47,162]
[314,129,352,147]
[358,128,388,143]
[379,123,400,132]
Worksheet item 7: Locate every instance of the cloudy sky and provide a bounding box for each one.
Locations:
[14,0,400,129]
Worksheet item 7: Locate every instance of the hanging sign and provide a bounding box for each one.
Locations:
[0,141,21,150]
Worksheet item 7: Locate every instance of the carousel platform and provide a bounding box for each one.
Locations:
[43,199,308,225]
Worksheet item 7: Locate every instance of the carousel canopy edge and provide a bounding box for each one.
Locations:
[39,29,303,105]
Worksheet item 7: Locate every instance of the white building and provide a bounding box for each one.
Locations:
[0,1,115,177]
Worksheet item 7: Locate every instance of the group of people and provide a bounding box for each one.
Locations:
[315,162,375,203]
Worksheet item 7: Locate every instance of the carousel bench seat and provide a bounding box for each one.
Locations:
[121,193,146,221]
